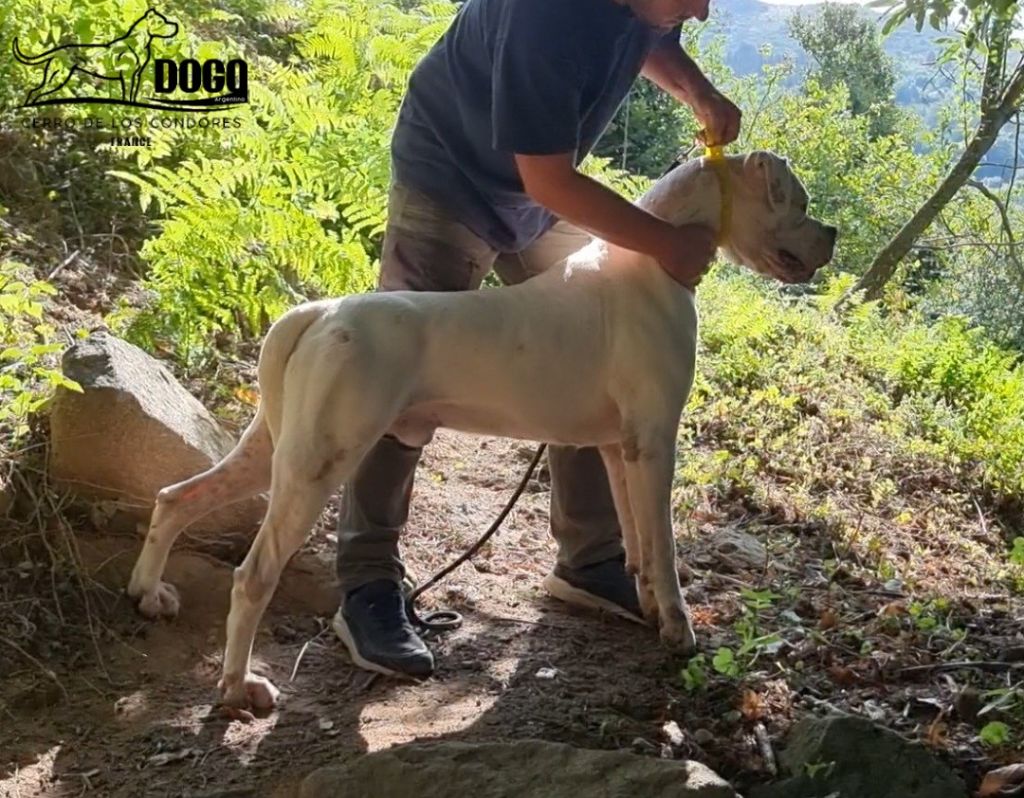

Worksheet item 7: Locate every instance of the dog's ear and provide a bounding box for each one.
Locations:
[743,151,789,211]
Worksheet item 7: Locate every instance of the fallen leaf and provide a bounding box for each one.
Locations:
[978,764,1024,797]
[741,689,766,721]
[819,608,840,631]
[828,665,857,687]
[879,601,907,617]
[234,386,259,406]
[925,715,948,747]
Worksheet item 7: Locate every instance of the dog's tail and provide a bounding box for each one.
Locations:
[255,301,330,443]
[12,38,51,65]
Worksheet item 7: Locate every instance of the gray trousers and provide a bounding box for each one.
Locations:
[335,183,623,593]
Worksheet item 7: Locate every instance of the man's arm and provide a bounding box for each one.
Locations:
[641,39,741,146]
[515,152,714,287]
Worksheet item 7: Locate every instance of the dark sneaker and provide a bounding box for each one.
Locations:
[332,579,435,679]
[542,554,645,625]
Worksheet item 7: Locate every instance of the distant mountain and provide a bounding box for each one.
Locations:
[705,0,1014,182]
[709,0,947,110]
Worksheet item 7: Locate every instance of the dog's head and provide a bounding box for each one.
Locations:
[142,9,179,39]
[721,151,836,284]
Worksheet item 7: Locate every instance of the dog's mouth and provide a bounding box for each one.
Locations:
[772,249,814,283]
[779,249,803,271]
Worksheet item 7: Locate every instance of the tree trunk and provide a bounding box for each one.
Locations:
[845,28,1024,304]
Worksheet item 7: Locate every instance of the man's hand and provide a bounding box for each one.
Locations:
[642,39,742,146]
[694,87,742,147]
[654,224,716,288]
[515,153,717,289]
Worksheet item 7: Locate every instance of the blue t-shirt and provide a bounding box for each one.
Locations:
[391,0,678,253]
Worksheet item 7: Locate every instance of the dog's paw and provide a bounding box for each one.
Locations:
[659,606,697,655]
[132,581,180,619]
[218,673,280,716]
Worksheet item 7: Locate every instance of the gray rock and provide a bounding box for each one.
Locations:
[751,714,967,798]
[299,740,740,798]
[48,332,265,539]
[707,527,768,571]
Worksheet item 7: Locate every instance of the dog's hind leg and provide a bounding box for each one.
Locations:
[127,409,273,618]
[218,430,377,712]
[31,65,75,104]
[24,63,58,105]
[621,424,696,653]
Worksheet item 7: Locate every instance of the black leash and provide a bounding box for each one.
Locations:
[404,442,547,636]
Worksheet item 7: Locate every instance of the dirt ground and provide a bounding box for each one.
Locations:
[2,428,1022,797]
[1,431,710,797]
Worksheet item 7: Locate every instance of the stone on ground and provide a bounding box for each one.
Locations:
[48,332,265,539]
[751,714,967,798]
[299,740,740,798]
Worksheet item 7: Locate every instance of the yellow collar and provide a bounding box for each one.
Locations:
[703,145,731,246]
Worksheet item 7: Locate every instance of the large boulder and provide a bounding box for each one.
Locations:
[299,740,740,798]
[751,715,967,798]
[48,332,266,541]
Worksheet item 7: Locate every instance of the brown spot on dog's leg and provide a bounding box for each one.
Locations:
[313,448,347,482]
[334,328,352,344]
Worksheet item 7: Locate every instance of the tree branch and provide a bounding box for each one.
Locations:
[967,178,1024,281]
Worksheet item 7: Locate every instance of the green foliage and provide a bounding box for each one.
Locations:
[682,268,1024,512]
[594,28,731,178]
[593,80,687,179]
[680,653,710,692]
[979,720,1012,747]
[712,647,740,677]
[873,0,1020,39]
[0,256,81,444]
[789,3,903,138]
[101,0,456,365]
[700,587,783,682]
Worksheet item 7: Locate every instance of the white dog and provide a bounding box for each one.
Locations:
[126,150,836,712]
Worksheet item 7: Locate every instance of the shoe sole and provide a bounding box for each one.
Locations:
[541,573,649,626]
[331,609,433,681]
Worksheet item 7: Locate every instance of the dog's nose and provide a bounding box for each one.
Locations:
[825,225,838,244]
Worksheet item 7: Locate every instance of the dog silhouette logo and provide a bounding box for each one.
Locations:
[13,9,179,106]
[11,8,247,112]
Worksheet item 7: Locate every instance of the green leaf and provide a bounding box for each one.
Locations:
[712,648,737,675]
[979,721,1011,747]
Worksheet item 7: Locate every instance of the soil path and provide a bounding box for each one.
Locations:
[3,431,686,797]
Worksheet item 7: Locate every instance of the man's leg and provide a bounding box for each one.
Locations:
[334,183,497,677]
[493,222,643,624]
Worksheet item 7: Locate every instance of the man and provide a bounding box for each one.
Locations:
[332,0,742,678]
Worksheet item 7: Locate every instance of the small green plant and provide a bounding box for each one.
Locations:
[680,654,710,692]
[712,647,740,677]
[706,588,784,681]
[1010,538,1024,566]
[979,721,1012,748]
[804,760,836,779]
[908,598,948,632]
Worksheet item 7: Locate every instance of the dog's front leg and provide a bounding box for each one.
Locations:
[621,427,696,653]
[599,444,656,625]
